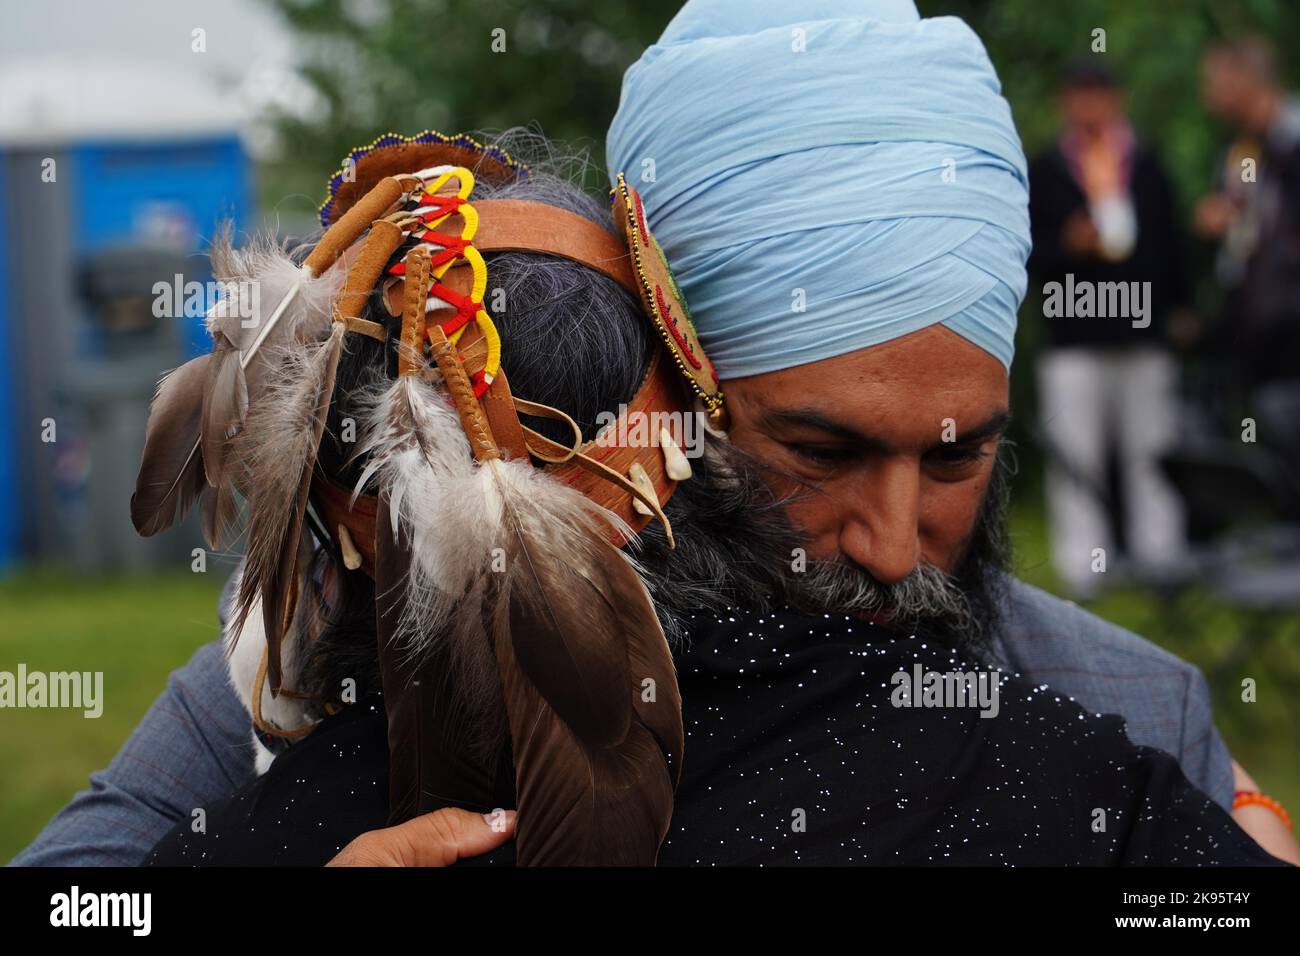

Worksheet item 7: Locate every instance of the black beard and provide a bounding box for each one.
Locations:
[634,436,1013,661]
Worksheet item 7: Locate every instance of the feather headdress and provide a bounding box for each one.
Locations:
[131,229,346,548]
[131,131,725,865]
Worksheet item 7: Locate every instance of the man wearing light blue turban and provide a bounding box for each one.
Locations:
[606,0,1267,845]
[607,0,1030,377]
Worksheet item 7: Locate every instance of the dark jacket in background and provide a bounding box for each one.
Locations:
[1028,141,1188,349]
[1235,105,1300,382]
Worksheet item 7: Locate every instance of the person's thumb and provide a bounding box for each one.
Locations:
[327,807,517,867]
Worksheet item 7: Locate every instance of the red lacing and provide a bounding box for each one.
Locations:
[655,285,702,370]
[416,192,465,217]
[384,189,493,397]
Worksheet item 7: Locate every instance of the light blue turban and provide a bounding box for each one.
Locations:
[605,0,1030,378]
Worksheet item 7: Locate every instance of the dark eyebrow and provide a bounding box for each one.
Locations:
[761,407,1011,453]
[944,410,1012,447]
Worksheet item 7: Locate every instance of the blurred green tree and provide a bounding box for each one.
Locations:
[259,0,1300,241]
[935,0,1300,218]
[257,0,681,210]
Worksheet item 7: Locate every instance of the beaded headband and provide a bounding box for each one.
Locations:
[130,131,721,865]
[300,133,729,580]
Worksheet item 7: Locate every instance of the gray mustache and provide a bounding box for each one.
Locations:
[789,559,978,637]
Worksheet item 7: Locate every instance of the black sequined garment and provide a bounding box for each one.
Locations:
[148,605,1284,866]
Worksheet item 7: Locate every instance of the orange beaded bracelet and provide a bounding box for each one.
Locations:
[1233,790,1293,831]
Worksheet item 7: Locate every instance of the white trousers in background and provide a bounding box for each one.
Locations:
[1036,347,1187,595]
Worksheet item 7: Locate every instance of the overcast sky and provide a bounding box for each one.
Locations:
[0,0,306,148]
[1,0,291,70]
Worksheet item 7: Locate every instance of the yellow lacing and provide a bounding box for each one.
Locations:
[401,166,501,395]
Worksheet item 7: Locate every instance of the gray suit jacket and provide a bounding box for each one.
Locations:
[987,575,1232,810]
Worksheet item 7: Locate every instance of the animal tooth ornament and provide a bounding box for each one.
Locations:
[131,131,723,865]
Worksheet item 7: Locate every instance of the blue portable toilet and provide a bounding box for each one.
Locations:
[0,58,253,572]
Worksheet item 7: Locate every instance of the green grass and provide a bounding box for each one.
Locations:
[0,567,225,864]
[1,503,1296,863]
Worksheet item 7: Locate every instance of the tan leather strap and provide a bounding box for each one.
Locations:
[473,199,637,295]
[479,367,531,463]
[427,326,499,462]
[512,397,581,463]
[544,348,680,543]
[251,645,319,741]
[335,220,406,323]
[398,246,432,376]
[306,176,409,276]
[432,320,529,463]
[345,315,387,342]
[460,338,681,539]
[520,423,674,546]
[312,478,377,578]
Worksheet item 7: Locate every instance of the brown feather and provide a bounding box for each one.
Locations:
[376,493,512,826]
[194,331,247,549]
[237,320,346,694]
[589,554,684,789]
[131,354,211,537]
[504,517,633,750]
[201,229,342,515]
[493,595,675,866]
[485,458,681,865]
[351,373,508,745]
[200,333,247,490]
[199,480,240,551]
[489,456,680,762]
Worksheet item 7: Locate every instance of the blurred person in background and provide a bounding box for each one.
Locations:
[1196,36,1300,473]
[1028,63,1191,600]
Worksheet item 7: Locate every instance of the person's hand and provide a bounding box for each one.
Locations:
[1193,193,1236,238]
[1079,139,1123,200]
[1061,210,1099,257]
[326,807,517,867]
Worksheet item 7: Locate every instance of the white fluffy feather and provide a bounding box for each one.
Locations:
[207,230,342,354]
[222,566,310,775]
[351,373,503,714]
[484,453,638,561]
[350,366,647,726]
